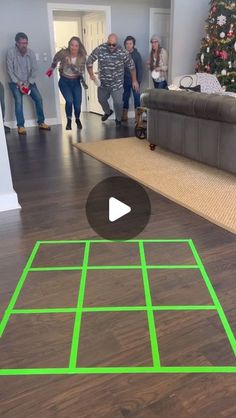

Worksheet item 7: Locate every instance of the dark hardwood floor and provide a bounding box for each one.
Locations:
[0,112,236,418]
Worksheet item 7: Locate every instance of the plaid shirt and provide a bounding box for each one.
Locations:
[86,43,135,91]
[6,46,38,84]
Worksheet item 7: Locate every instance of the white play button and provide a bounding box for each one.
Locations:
[86,176,151,239]
[109,197,131,222]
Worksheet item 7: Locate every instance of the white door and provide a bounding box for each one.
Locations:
[82,13,106,114]
[149,8,171,85]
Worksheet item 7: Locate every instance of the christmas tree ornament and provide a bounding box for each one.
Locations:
[228,61,232,68]
[220,50,228,60]
[227,24,234,38]
[207,47,210,53]
[201,53,205,64]
[221,69,227,75]
[220,32,226,38]
[217,14,227,26]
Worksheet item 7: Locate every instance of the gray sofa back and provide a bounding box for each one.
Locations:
[141,89,236,174]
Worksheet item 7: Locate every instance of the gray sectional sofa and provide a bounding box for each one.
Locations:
[141,89,236,174]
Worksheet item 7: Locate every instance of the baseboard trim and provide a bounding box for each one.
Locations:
[0,192,21,212]
[5,118,59,129]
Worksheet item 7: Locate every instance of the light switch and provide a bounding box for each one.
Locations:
[43,53,48,62]
[35,53,40,61]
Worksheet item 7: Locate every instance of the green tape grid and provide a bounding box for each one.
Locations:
[0,241,40,338]
[29,265,199,271]
[0,239,235,375]
[139,241,160,367]
[69,241,90,368]
[11,306,217,315]
[0,366,236,376]
[188,240,236,356]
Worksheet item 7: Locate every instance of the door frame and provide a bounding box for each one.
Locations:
[82,12,106,114]
[149,8,171,87]
[47,3,111,124]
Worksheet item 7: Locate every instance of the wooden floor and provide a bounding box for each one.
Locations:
[0,112,236,417]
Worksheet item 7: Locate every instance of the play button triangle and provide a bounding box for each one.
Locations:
[109,197,131,222]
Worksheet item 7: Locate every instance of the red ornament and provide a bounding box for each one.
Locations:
[215,49,220,57]
[220,50,228,60]
[205,64,211,72]
[211,2,217,13]
[227,24,234,38]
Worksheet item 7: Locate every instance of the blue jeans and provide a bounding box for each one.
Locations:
[153,80,168,89]
[59,76,82,119]
[9,82,45,127]
[123,80,140,109]
[0,82,5,119]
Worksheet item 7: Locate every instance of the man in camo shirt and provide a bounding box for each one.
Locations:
[86,33,139,126]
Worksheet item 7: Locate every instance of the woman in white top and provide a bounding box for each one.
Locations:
[148,34,168,89]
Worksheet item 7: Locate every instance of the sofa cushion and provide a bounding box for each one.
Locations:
[141,89,236,124]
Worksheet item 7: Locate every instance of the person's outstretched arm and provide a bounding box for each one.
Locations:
[46,49,64,77]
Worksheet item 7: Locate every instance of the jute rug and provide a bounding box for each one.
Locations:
[73,138,236,234]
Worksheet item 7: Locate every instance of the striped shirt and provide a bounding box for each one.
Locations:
[86,43,135,91]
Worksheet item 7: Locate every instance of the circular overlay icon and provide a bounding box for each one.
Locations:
[86,176,151,240]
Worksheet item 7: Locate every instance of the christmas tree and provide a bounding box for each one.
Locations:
[196,0,236,92]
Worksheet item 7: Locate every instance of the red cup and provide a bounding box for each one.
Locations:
[46,68,53,77]
[21,86,31,95]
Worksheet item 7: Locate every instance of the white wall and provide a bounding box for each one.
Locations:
[0,108,20,212]
[170,0,209,81]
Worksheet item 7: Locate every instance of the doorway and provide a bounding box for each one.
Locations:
[82,13,106,114]
[47,3,111,125]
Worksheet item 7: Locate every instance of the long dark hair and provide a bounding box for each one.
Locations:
[150,43,161,71]
[67,36,87,61]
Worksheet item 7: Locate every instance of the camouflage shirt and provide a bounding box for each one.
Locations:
[86,43,135,91]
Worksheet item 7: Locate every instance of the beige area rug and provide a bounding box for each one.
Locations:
[73,138,236,234]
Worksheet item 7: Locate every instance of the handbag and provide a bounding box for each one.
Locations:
[179,75,201,92]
